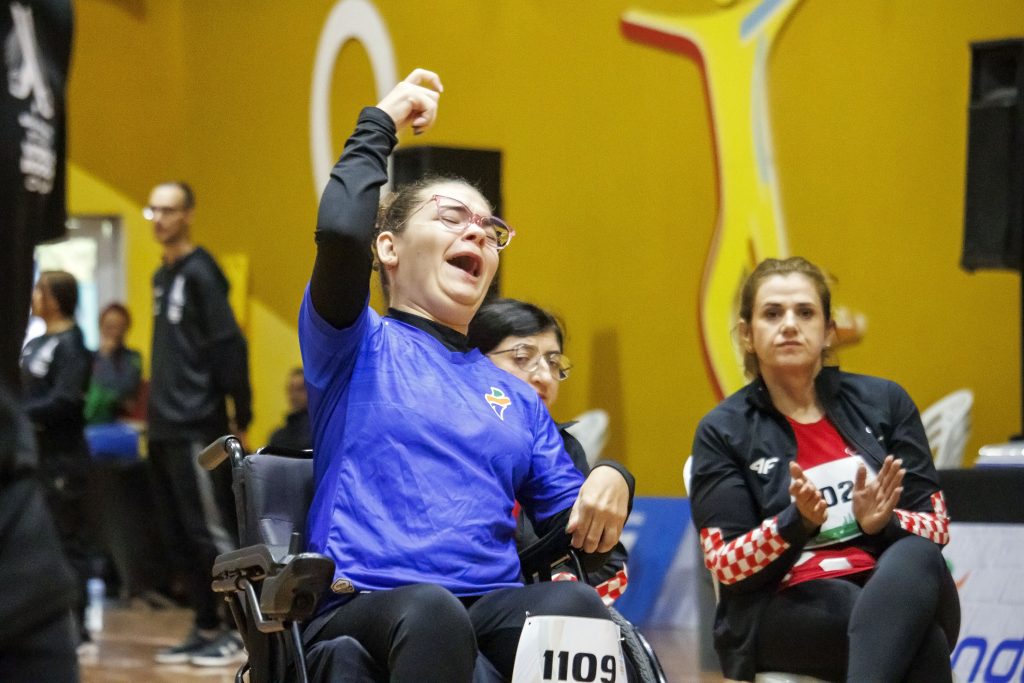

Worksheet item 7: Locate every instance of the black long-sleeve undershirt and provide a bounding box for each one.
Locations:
[310,107,397,330]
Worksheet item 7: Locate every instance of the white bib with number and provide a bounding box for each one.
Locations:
[512,615,625,683]
[799,455,874,548]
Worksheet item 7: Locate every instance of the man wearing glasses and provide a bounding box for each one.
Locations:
[144,181,251,667]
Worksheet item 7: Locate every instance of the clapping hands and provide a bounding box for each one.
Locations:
[789,461,828,532]
[852,455,905,535]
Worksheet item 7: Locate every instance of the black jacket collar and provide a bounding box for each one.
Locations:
[387,308,468,352]
[745,366,842,412]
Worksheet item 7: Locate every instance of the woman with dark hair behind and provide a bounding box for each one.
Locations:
[469,298,630,604]
[689,256,959,682]
[84,302,142,425]
[20,270,94,648]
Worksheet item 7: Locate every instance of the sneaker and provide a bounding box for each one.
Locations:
[154,627,217,664]
[188,630,245,667]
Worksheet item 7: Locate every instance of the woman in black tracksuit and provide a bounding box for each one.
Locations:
[689,257,959,682]
[20,270,93,644]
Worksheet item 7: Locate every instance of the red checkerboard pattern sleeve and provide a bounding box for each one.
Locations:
[594,567,629,606]
[893,491,950,546]
[552,567,629,606]
[700,517,790,585]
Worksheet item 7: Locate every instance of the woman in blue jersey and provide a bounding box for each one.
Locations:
[689,257,959,682]
[299,69,634,682]
[468,298,630,605]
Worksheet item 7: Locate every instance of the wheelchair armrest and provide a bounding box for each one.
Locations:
[259,552,335,621]
[212,543,278,581]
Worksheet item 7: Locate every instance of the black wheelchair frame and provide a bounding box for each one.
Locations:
[198,435,667,683]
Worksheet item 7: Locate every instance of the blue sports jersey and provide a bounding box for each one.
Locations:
[299,287,584,600]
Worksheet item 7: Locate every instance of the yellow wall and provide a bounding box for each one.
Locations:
[68,0,1024,492]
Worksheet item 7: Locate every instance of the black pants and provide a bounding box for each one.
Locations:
[147,439,236,630]
[0,610,78,683]
[39,451,93,639]
[756,535,960,682]
[308,581,619,683]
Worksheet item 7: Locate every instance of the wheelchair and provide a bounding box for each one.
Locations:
[198,435,667,683]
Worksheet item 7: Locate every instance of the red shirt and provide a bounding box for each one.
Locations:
[782,417,876,589]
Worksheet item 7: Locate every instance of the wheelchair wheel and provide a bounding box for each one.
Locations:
[607,607,668,683]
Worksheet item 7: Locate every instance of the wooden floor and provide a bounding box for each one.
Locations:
[80,602,723,682]
[80,603,238,683]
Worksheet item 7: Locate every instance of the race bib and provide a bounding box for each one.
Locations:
[512,615,625,683]
[798,456,874,548]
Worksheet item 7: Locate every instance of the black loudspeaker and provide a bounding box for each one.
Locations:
[392,146,504,293]
[393,146,503,216]
[962,38,1024,272]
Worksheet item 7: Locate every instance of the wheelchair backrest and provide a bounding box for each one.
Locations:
[241,452,315,554]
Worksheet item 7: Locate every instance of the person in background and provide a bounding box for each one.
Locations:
[469,298,630,604]
[145,180,252,667]
[84,303,142,425]
[267,367,312,451]
[0,2,77,678]
[21,270,94,651]
[689,256,959,682]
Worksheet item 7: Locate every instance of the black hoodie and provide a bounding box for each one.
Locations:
[149,246,252,442]
[20,324,90,457]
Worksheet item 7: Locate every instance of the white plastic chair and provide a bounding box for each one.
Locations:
[684,454,826,683]
[565,409,610,467]
[919,389,974,470]
[683,454,694,498]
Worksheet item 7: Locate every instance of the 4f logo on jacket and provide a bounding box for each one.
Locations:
[750,457,780,476]
[484,387,511,421]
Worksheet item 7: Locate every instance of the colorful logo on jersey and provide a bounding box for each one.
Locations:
[485,387,512,420]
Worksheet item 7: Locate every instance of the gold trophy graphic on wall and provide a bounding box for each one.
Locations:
[621,0,864,399]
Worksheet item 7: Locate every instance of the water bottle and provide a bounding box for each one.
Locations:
[85,576,105,633]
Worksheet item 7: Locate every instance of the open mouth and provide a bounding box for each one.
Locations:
[447,253,482,278]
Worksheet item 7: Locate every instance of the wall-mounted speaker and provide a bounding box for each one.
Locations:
[962,38,1024,272]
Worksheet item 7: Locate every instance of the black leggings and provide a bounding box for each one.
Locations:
[309,581,615,683]
[755,535,960,682]
[40,453,92,638]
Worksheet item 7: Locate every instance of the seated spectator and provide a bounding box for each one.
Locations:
[689,256,960,682]
[469,298,630,604]
[84,303,142,425]
[267,367,312,451]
